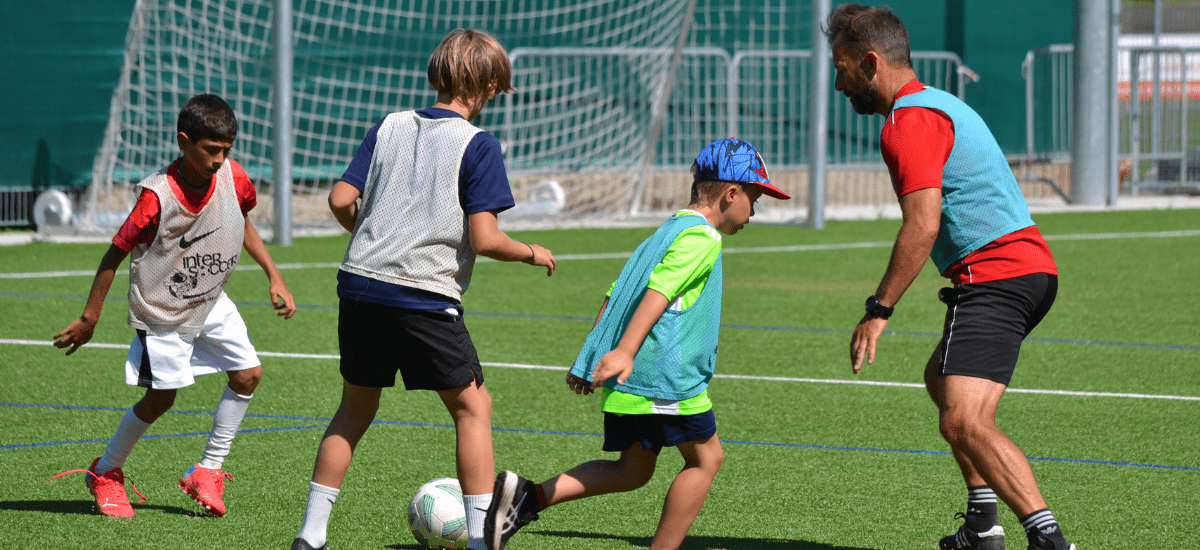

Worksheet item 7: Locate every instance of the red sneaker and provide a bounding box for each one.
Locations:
[47,457,146,518]
[179,463,234,516]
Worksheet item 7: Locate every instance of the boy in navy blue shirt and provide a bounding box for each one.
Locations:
[292,29,556,550]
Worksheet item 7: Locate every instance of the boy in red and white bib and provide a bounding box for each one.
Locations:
[51,94,296,519]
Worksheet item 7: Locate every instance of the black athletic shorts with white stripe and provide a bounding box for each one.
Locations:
[936,272,1058,386]
[338,297,484,390]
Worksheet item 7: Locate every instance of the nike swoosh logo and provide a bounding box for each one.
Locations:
[180,228,221,249]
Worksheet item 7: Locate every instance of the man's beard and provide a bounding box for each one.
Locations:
[847,84,878,115]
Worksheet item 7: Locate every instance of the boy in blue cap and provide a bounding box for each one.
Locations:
[484,138,791,550]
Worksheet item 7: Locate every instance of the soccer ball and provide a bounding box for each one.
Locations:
[408,477,467,549]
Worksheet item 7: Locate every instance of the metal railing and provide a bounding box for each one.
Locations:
[504,47,970,170]
[1020,44,1074,201]
[1126,45,1200,194]
[0,188,35,227]
[1022,43,1200,197]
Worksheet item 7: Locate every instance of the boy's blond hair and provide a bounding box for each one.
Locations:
[427,29,515,101]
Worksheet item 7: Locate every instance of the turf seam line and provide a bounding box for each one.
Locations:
[4,339,1197,401]
[3,229,1198,280]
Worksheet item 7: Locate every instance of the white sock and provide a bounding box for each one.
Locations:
[95,408,152,475]
[464,493,492,550]
[198,386,252,470]
[297,482,340,547]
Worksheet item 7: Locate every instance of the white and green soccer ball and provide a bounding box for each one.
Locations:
[408,477,467,549]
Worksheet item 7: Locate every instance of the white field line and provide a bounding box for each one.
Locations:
[5,338,1196,402]
[3,229,1198,280]
[1041,229,1200,241]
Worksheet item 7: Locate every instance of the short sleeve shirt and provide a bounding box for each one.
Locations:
[112,159,256,252]
[607,210,722,310]
[602,210,719,415]
[336,107,516,309]
[338,107,514,214]
[882,80,1056,284]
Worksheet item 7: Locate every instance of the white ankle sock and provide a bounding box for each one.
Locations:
[198,386,252,470]
[464,493,492,550]
[297,481,340,547]
[96,408,152,475]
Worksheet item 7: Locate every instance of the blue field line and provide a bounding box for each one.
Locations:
[370,418,604,438]
[6,425,326,451]
[722,439,1200,471]
[3,402,1196,472]
[4,292,1199,352]
[0,402,331,422]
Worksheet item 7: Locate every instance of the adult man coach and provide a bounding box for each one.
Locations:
[823,5,1075,550]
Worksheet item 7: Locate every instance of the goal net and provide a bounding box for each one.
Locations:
[84,0,814,234]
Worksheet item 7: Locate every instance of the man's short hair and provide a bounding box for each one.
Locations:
[177,94,238,143]
[690,179,744,206]
[823,4,912,69]
[427,29,515,100]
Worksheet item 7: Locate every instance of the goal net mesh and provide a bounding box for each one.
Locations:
[84,0,814,233]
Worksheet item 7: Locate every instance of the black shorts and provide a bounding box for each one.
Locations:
[936,273,1057,385]
[338,297,483,390]
[602,409,718,454]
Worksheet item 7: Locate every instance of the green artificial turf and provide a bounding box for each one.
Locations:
[1,208,1198,549]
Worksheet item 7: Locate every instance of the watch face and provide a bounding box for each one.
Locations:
[865,295,890,318]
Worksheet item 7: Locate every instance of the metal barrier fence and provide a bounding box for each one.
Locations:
[1,188,34,227]
[1022,42,1200,197]
[505,47,968,170]
[502,47,734,172]
[1126,46,1200,194]
[502,47,970,214]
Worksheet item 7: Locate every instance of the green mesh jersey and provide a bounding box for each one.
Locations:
[602,210,721,415]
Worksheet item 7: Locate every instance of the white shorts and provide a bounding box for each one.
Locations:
[125,294,261,390]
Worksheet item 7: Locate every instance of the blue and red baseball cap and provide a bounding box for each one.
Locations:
[691,137,791,200]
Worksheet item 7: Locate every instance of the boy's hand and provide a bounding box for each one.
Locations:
[566,373,594,395]
[525,243,557,277]
[591,349,634,388]
[270,280,297,319]
[54,317,98,356]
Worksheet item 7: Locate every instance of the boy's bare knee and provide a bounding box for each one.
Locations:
[227,366,262,395]
[690,444,723,476]
[679,434,724,472]
[615,447,658,488]
[439,382,493,423]
[134,389,177,421]
[626,461,656,488]
[341,394,380,419]
[708,445,725,472]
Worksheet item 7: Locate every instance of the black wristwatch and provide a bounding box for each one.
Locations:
[864,295,894,319]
